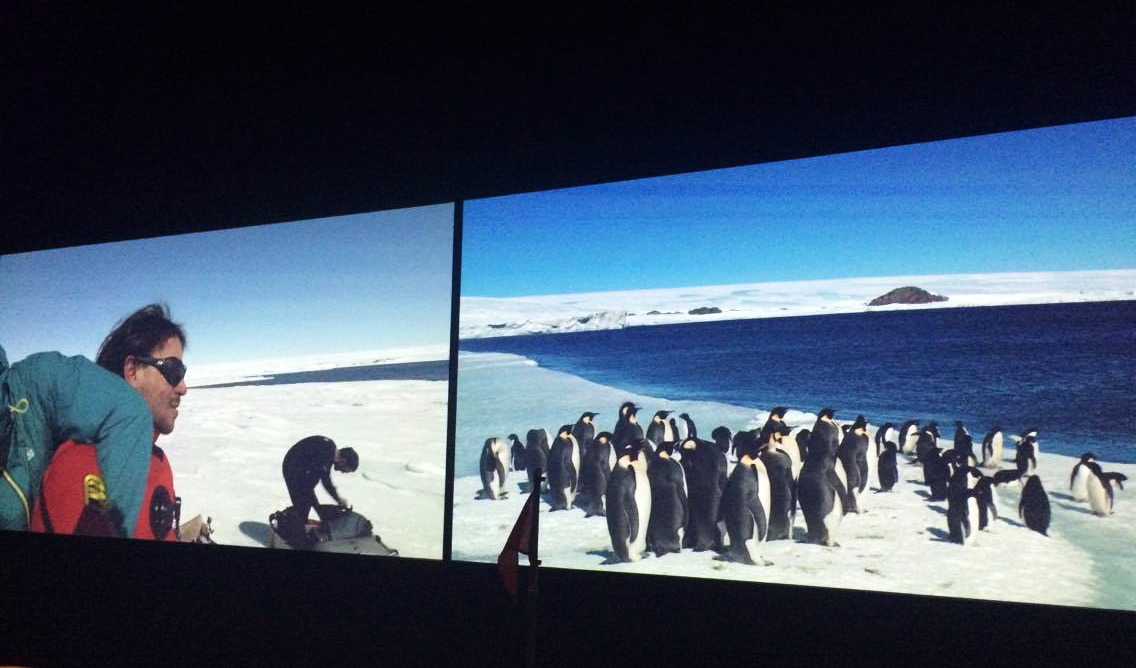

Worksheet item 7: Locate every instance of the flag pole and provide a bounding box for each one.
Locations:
[525,468,542,668]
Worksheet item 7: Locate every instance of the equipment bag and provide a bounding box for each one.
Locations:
[314,504,373,540]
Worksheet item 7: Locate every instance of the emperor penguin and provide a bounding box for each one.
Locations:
[1083,460,1114,517]
[758,425,797,540]
[711,425,734,458]
[645,410,677,451]
[789,427,811,478]
[797,408,845,547]
[612,402,644,450]
[719,431,771,564]
[759,406,790,444]
[525,428,551,493]
[677,413,698,441]
[980,425,1004,469]
[576,430,615,517]
[478,436,511,500]
[1019,475,1051,536]
[547,424,581,511]
[508,433,527,472]
[571,411,599,458]
[606,438,652,563]
[899,420,920,456]
[646,439,688,556]
[836,415,869,513]
[878,441,899,492]
[678,435,726,551]
[1069,452,1097,502]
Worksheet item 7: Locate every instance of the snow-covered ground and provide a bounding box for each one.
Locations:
[459,269,1136,338]
[452,352,1136,612]
[162,345,449,559]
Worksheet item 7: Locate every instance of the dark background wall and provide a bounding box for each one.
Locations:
[3,4,1134,665]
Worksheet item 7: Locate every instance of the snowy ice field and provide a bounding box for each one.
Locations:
[452,352,1136,612]
[162,344,449,559]
[459,269,1136,338]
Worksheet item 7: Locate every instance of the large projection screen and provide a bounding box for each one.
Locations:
[453,116,1136,611]
[1,204,453,559]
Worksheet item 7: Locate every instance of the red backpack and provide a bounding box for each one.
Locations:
[30,440,178,540]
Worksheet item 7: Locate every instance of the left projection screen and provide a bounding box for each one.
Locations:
[0,203,454,559]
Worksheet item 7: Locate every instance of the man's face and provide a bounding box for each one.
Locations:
[125,335,187,438]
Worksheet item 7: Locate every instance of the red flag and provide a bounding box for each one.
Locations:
[497,483,539,602]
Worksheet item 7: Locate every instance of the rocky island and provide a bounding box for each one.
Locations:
[867,286,949,306]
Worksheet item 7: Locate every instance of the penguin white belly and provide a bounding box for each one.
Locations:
[986,486,1001,528]
[1071,466,1092,502]
[983,433,1004,468]
[567,441,580,508]
[902,431,919,455]
[755,460,771,536]
[867,442,879,489]
[1086,476,1112,516]
[744,510,761,562]
[628,464,652,560]
[963,497,979,545]
[823,487,843,546]
[835,459,848,491]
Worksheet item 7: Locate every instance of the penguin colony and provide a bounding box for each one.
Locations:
[477,405,1126,563]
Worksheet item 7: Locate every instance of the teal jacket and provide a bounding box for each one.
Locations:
[1,344,153,536]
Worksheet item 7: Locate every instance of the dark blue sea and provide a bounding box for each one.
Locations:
[460,301,1136,463]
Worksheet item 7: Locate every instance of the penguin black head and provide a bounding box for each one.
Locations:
[1079,452,1097,462]
[851,415,867,432]
[770,406,789,419]
[656,440,677,457]
[734,430,762,460]
[1021,427,1038,439]
[818,407,836,421]
[652,410,672,421]
[594,431,613,446]
[884,441,898,452]
[618,401,639,416]
[579,411,598,422]
[508,433,521,443]
[625,438,649,459]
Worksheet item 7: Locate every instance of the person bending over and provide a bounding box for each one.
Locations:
[282,435,358,524]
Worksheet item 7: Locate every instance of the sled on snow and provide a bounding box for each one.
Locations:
[268,504,398,556]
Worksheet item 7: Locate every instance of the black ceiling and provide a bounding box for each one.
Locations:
[4,4,1134,253]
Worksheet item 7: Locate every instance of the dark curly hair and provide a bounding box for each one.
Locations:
[96,303,186,378]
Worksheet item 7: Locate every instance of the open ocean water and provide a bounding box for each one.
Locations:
[460,301,1136,464]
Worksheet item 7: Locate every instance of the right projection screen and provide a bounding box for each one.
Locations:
[452,116,1136,612]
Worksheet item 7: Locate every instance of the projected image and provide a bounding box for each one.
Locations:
[453,117,1136,610]
[0,204,453,559]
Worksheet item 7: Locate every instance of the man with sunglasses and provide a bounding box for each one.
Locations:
[24,304,190,540]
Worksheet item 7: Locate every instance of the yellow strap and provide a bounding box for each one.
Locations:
[8,397,29,414]
[2,468,30,525]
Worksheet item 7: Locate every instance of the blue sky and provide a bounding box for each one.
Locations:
[1,204,454,366]
[462,116,1136,297]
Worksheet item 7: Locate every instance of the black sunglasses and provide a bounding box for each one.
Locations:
[135,356,187,387]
